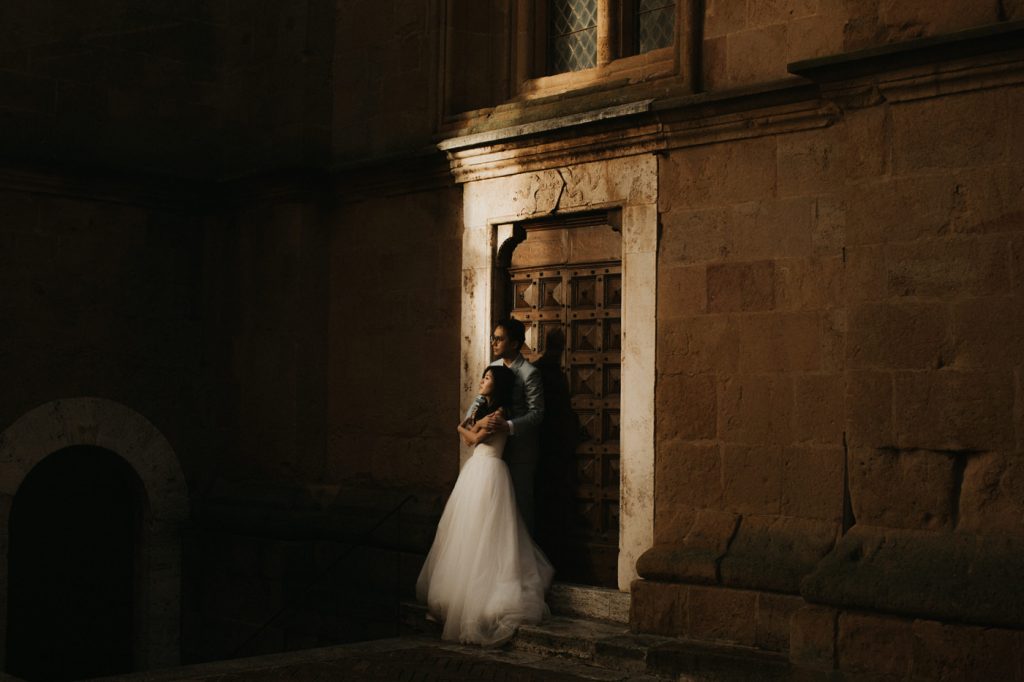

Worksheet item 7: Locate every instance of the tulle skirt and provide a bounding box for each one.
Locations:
[416,446,553,645]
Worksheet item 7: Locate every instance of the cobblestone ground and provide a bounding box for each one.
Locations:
[92,637,657,682]
[192,647,599,681]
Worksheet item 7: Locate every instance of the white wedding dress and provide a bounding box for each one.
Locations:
[416,431,554,645]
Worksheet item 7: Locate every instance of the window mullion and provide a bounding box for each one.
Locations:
[597,0,615,67]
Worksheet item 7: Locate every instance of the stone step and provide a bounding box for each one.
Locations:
[547,582,631,624]
[513,616,790,680]
[400,601,793,680]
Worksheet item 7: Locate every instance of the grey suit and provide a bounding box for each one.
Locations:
[467,354,545,532]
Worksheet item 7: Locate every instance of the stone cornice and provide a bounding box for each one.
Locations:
[440,80,836,184]
[0,163,208,210]
[788,20,1024,84]
[440,20,1024,184]
[790,20,1024,105]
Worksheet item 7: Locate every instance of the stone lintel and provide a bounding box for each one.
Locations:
[438,100,656,153]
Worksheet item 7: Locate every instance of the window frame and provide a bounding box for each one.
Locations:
[512,0,691,97]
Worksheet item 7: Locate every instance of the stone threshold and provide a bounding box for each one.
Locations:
[548,582,631,624]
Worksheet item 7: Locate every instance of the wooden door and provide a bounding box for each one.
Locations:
[508,260,621,587]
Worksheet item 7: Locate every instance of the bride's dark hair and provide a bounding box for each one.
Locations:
[474,365,516,421]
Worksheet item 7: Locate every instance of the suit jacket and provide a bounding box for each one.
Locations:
[466,355,545,445]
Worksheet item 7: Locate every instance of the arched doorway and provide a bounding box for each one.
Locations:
[0,398,188,673]
[6,446,143,681]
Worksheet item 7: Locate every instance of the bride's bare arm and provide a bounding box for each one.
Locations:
[457,420,491,446]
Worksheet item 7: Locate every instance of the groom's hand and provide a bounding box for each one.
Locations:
[485,413,510,433]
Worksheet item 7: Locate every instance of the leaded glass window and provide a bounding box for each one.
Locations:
[549,0,598,74]
[635,0,675,53]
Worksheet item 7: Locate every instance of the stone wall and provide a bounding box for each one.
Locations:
[641,21,1024,679]
[703,0,1021,89]
[0,0,333,179]
[333,0,442,161]
[327,184,463,489]
[0,177,214,488]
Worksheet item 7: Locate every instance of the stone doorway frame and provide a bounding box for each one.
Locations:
[459,156,657,591]
[0,397,188,671]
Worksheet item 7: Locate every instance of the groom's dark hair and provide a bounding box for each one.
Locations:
[495,318,526,351]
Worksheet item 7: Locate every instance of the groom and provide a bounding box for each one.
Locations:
[471,318,545,533]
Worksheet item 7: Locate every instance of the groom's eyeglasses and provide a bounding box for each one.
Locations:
[490,335,506,343]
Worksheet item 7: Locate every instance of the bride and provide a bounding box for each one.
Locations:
[416,365,554,645]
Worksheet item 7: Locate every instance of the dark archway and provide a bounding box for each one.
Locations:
[6,445,144,681]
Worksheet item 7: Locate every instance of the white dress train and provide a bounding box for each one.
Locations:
[415,432,554,645]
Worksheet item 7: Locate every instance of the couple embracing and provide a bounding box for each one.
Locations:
[415,318,554,645]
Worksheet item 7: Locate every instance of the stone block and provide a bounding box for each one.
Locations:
[786,12,848,64]
[844,175,958,245]
[813,195,845,256]
[781,446,844,522]
[747,0,817,27]
[685,508,742,555]
[845,370,895,448]
[656,441,723,514]
[756,592,804,653]
[707,260,775,313]
[630,580,688,637]
[702,35,728,91]
[607,155,658,207]
[820,309,846,372]
[893,370,1015,451]
[774,256,843,312]
[725,24,789,88]
[660,199,813,263]
[911,619,1023,682]
[657,264,707,318]
[778,107,887,200]
[949,164,1024,235]
[844,245,887,302]
[801,525,1024,628]
[892,89,1009,173]
[638,507,737,584]
[846,301,948,370]
[719,374,794,446]
[1015,236,1024,295]
[792,374,844,445]
[789,605,838,671]
[661,137,777,210]
[838,611,913,678]
[721,445,783,515]
[654,503,697,546]
[660,315,740,374]
[958,452,1024,534]
[704,0,747,38]
[660,206,731,263]
[886,236,1011,298]
[951,297,1024,369]
[686,584,758,647]
[657,373,717,441]
[1018,368,1024,452]
[848,447,958,530]
[0,70,54,113]
[737,312,822,373]
[719,515,838,593]
[729,198,815,261]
